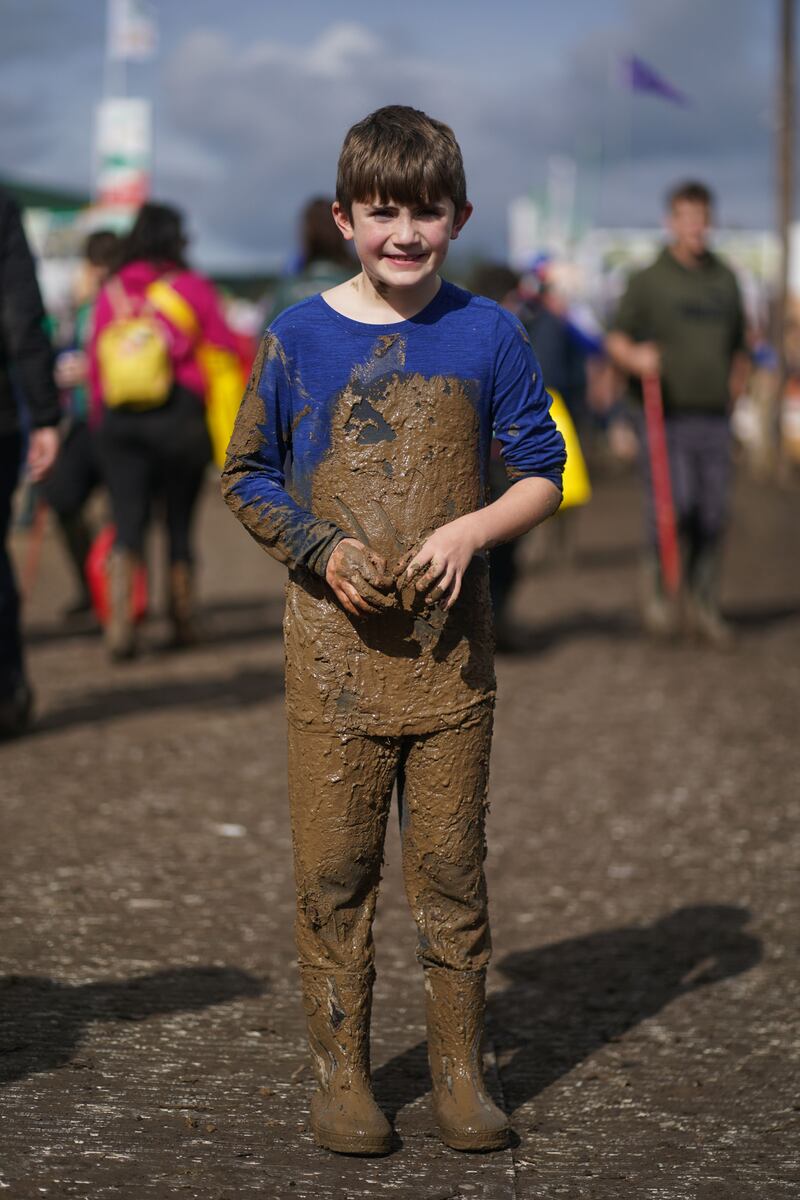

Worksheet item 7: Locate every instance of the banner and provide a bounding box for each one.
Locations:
[95,97,152,208]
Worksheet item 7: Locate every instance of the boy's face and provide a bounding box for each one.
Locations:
[332,196,472,293]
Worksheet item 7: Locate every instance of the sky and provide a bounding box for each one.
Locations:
[0,0,789,272]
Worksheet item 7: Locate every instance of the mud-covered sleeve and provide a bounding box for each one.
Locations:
[221,332,347,577]
[491,312,566,489]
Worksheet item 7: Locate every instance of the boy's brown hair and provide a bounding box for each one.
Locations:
[336,105,467,217]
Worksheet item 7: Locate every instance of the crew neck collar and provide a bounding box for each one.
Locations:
[316,279,451,334]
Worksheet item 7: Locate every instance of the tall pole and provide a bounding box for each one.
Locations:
[775,0,795,462]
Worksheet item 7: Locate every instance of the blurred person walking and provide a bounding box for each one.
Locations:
[470,263,591,648]
[0,186,60,737]
[89,202,238,660]
[516,261,589,434]
[44,230,118,618]
[607,182,749,647]
[468,263,529,647]
[266,196,355,322]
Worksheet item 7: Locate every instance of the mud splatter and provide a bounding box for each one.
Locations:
[291,404,312,435]
[284,336,495,737]
[289,709,492,977]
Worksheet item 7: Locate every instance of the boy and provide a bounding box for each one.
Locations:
[222,106,565,1155]
[607,181,748,646]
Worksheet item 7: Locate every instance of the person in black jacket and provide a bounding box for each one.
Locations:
[0,186,60,736]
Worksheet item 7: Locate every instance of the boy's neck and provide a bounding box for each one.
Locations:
[323,270,442,324]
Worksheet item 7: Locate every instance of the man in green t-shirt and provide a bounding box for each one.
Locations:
[607,181,749,647]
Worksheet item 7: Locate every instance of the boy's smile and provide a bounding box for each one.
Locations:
[332,197,472,314]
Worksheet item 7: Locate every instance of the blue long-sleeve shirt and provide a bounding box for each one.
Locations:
[223,280,565,735]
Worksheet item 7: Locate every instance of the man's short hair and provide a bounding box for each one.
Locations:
[336,105,467,216]
[666,180,715,211]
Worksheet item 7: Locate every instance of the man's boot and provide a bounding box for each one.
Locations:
[424,966,511,1152]
[685,540,734,649]
[168,561,198,647]
[106,550,138,661]
[639,551,679,639]
[300,967,392,1156]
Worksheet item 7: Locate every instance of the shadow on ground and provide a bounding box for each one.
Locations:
[498,600,800,657]
[35,666,284,733]
[372,905,761,1121]
[25,595,284,650]
[0,966,265,1086]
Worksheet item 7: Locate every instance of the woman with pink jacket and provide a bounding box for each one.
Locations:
[89,202,238,659]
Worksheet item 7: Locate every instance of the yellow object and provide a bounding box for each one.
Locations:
[97,280,173,410]
[147,279,246,468]
[547,389,592,508]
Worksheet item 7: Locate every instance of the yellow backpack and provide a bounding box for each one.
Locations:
[97,277,174,410]
[146,279,246,468]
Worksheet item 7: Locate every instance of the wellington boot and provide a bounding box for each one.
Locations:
[639,553,679,640]
[685,597,735,650]
[168,561,198,647]
[106,550,138,661]
[424,967,511,1152]
[301,967,392,1156]
[685,541,733,649]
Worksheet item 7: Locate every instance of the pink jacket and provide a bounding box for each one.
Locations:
[89,260,239,423]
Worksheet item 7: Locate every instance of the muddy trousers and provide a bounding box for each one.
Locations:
[287,705,494,978]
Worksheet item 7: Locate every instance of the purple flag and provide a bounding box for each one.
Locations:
[621,55,689,107]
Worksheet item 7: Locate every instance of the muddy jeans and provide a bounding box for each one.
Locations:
[287,705,494,977]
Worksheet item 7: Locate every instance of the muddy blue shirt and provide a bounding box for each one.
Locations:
[223,280,565,735]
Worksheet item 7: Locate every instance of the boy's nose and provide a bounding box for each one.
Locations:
[393,214,418,244]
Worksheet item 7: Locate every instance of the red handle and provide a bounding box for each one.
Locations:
[642,375,681,596]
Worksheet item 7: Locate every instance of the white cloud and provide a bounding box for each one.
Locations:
[156,22,480,269]
[0,1,786,271]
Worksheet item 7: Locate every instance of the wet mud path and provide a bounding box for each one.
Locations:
[2,467,798,1198]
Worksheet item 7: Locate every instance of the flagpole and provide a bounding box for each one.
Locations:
[104,0,127,98]
[620,52,634,218]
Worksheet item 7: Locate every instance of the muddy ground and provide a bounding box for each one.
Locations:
[1,462,798,1199]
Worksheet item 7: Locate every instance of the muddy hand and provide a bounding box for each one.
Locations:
[397,520,477,611]
[326,538,395,618]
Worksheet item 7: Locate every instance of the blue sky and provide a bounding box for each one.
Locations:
[0,0,787,271]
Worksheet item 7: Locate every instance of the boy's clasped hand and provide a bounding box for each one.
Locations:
[326,521,476,618]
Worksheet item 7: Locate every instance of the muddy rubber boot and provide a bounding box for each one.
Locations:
[424,966,511,1152]
[168,561,198,647]
[639,551,679,639]
[685,541,734,650]
[301,967,392,1156]
[106,550,138,661]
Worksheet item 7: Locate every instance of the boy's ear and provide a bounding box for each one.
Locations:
[331,201,355,242]
[450,202,473,241]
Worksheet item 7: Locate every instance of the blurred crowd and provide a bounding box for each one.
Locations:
[0,181,793,738]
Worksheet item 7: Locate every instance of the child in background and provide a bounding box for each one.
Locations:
[223,106,565,1156]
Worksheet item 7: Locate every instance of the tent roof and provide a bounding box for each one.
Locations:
[1,177,91,212]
